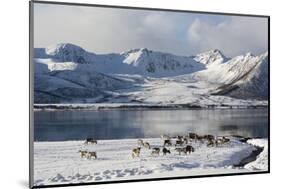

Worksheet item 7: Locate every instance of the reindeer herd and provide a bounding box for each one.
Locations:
[78,133,231,160]
[131,133,230,158]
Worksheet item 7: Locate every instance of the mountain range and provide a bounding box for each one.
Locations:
[33,43,268,106]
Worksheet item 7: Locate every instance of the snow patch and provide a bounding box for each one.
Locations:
[245,139,268,171]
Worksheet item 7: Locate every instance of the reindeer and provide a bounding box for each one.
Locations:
[177,135,184,140]
[87,151,97,159]
[183,136,189,144]
[144,142,151,149]
[175,147,187,155]
[215,136,230,146]
[162,147,171,155]
[151,147,160,156]
[137,139,144,147]
[164,139,172,146]
[197,135,205,143]
[79,150,88,158]
[189,133,198,139]
[189,133,199,142]
[175,139,184,146]
[204,135,215,141]
[215,138,224,146]
[185,145,195,154]
[84,138,97,145]
[132,147,141,158]
[222,136,230,143]
[207,138,216,147]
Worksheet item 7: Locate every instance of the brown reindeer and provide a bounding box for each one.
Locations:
[144,142,151,149]
[132,147,141,158]
[175,139,184,146]
[137,139,144,147]
[189,133,198,140]
[84,138,97,145]
[175,147,187,155]
[87,151,97,159]
[204,135,215,141]
[222,136,230,143]
[79,150,88,158]
[197,135,205,143]
[215,136,230,146]
[177,135,184,140]
[164,139,172,146]
[151,147,160,156]
[207,138,216,147]
[183,136,189,144]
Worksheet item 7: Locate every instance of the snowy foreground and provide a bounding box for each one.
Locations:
[34,138,268,186]
[245,139,268,170]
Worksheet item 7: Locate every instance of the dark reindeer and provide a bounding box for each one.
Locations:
[84,138,97,145]
[162,147,171,155]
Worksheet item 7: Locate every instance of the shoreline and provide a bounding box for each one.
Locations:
[33,103,268,111]
[234,146,264,167]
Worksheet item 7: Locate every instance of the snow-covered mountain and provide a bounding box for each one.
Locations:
[121,48,205,76]
[211,52,268,100]
[34,43,268,104]
[194,49,229,66]
[35,43,92,64]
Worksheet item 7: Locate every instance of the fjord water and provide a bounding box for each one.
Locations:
[34,109,268,141]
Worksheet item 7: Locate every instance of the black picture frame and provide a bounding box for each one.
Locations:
[29,1,270,188]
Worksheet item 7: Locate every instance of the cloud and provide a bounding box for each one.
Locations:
[34,4,190,55]
[34,3,268,57]
[187,16,268,56]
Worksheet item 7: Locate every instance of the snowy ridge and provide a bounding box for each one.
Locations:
[210,52,268,99]
[194,49,228,66]
[122,48,205,76]
[45,43,94,64]
[34,43,269,104]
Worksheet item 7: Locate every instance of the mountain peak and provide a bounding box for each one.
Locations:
[212,49,222,53]
[46,43,86,55]
[194,49,227,65]
[45,43,89,64]
[204,49,225,57]
[121,48,151,56]
[245,52,255,57]
[139,48,150,53]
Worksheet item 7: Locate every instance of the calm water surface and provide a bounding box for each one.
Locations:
[34,109,268,141]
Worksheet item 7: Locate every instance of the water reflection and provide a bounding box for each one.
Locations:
[34,109,268,141]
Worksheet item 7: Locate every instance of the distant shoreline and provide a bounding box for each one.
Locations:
[33,103,268,111]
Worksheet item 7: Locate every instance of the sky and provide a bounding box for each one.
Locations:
[34,3,268,57]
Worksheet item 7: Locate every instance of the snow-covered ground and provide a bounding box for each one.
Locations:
[33,76,268,111]
[108,76,268,107]
[33,137,268,186]
[245,139,268,170]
